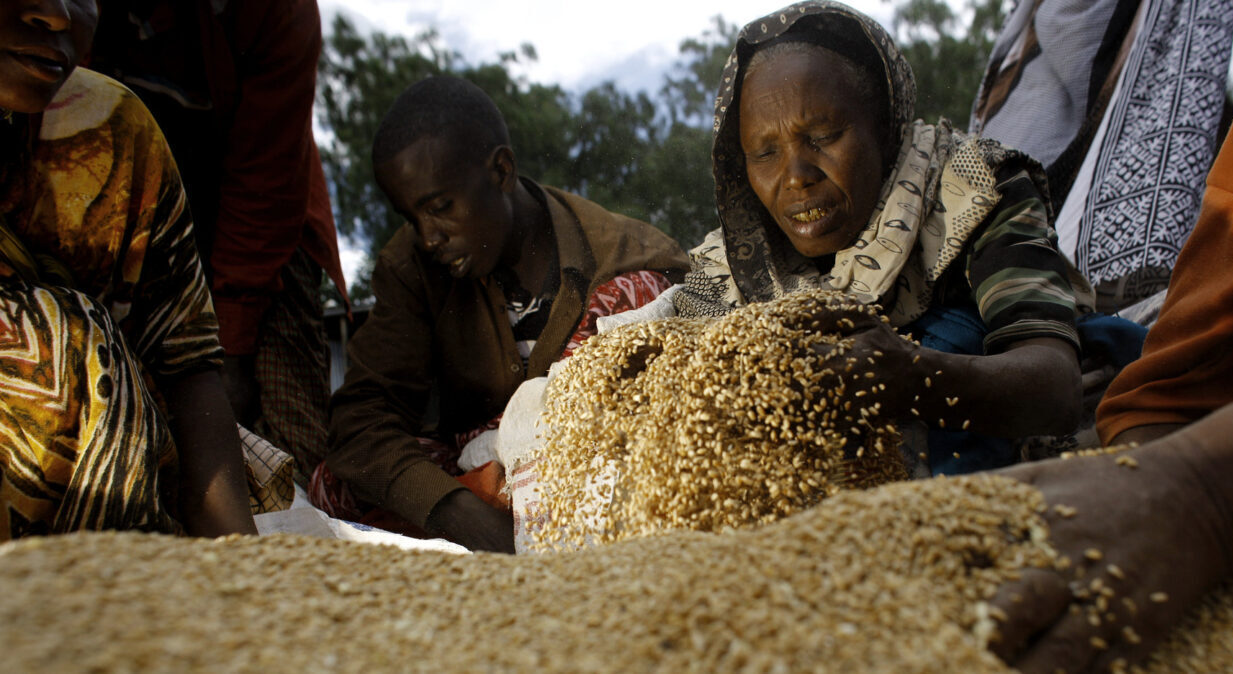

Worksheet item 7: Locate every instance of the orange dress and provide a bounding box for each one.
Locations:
[1096,134,1233,443]
[0,69,222,539]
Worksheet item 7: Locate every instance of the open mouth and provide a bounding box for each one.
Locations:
[8,51,68,82]
[792,207,829,223]
[445,255,470,276]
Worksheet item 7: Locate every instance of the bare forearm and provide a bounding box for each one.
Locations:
[915,338,1081,438]
[161,370,257,537]
[1161,402,1233,574]
[426,489,515,553]
[990,402,1233,671]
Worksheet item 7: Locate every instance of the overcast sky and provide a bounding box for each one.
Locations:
[317,1,897,95]
[315,1,900,284]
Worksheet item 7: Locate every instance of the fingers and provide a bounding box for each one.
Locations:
[1011,596,1104,674]
[987,567,1072,662]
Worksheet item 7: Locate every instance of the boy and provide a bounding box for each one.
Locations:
[320,77,689,552]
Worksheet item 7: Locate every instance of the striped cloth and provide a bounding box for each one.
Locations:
[0,70,224,539]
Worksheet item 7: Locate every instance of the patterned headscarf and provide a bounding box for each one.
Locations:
[676,1,1038,327]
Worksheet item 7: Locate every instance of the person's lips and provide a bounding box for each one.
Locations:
[784,202,839,239]
[442,254,470,277]
[6,46,70,82]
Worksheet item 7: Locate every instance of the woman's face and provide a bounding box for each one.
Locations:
[0,0,99,114]
[739,47,885,259]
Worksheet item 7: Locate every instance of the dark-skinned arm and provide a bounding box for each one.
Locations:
[986,401,1233,673]
[914,336,1082,438]
[824,315,1082,439]
[426,490,515,554]
[327,237,515,552]
[160,369,257,537]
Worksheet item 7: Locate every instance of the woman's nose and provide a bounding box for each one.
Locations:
[784,149,824,191]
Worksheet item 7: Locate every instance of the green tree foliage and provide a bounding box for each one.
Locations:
[890,0,1010,128]
[316,5,1005,295]
[316,14,735,296]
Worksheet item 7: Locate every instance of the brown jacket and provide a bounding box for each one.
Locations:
[327,181,689,527]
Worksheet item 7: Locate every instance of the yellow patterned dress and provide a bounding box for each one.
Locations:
[0,69,223,540]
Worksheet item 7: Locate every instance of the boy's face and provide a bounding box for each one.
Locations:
[376,135,515,279]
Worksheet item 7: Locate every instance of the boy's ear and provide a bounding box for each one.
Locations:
[488,145,519,192]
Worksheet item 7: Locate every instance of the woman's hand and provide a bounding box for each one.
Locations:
[807,314,930,424]
[988,404,1233,672]
[161,370,258,537]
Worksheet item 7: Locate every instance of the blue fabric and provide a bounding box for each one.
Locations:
[907,304,987,355]
[1075,312,1148,369]
[905,304,1017,476]
[903,306,1147,476]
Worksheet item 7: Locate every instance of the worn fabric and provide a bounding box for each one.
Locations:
[90,0,348,354]
[0,69,224,539]
[969,0,1140,192]
[89,0,347,483]
[675,1,1086,357]
[1097,132,1233,443]
[239,424,294,514]
[326,180,689,529]
[252,248,330,486]
[973,0,1233,311]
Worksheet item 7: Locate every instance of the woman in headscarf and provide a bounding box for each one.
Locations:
[673,1,1098,473]
[0,0,254,539]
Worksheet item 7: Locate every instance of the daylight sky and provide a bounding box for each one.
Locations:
[317,1,898,95]
[314,1,901,284]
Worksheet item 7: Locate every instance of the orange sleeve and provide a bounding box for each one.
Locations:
[1096,137,1233,444]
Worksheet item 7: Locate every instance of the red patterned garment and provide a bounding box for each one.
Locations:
[310,270,676,522]
[561,270,676,358]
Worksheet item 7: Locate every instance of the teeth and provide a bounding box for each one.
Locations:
[451,258,465,268]
[792,208,827,222]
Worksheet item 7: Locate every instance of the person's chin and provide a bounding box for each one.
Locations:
[786,231,851,259]
[780,215,854,258]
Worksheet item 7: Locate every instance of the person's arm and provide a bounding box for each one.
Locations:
[819,316,1082,438]
[208,0,329,357]
[918,336,1082,438]
[160,370,257,536]
[986,401,1233,673]
[426,490,514,553]
[110,90,257,536]
[910,157,1082,437]
[326,243,514,552]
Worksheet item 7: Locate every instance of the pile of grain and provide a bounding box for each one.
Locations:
[4,473,1231,672]
[1144,581,1233,671]
[2,475,1049,673]
[531,290,909,551]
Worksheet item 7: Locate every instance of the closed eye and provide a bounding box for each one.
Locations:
[747,146,778,162]
[807,131,840,149]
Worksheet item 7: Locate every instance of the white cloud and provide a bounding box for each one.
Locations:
[317,0,899,286]
[318,1,895,93]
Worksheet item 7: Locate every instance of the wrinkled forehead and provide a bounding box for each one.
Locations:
[714,3,913,148]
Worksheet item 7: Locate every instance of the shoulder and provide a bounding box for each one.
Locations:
[542,186,664,239]
[541,184,688,273]
[41,69,161,144]
[375,223,427,276]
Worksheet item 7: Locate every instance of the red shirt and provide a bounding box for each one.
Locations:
[90,0,348,355]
